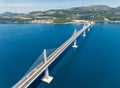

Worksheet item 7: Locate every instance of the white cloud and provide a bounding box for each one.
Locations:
[0,1,119,13]
[0,3,37,7]
[0,1,83,13]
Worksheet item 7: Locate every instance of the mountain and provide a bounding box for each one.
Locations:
[70,5,112,12]
[0,12,20,17]
[0,5,120,23]
[111,6,120,15]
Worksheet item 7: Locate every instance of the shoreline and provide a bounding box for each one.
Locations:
[0,21,120,24]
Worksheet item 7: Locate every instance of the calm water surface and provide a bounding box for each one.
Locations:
[0,23,120,88]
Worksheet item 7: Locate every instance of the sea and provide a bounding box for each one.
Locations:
[0,23,120,88]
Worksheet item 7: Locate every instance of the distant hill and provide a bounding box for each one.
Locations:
[70,5,112,12]
[0,5,120,23]
[111,6,120,15]
[0,12,20,17]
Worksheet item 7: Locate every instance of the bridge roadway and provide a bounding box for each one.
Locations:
[13,23,93,88]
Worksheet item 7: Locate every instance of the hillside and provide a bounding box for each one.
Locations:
[0,5,120,23]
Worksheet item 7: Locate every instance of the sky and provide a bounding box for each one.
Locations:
[0,0,120,13]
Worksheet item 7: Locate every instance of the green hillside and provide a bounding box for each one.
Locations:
[0,5,120,23]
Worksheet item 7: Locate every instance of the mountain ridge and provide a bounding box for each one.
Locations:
[0,5,120,23]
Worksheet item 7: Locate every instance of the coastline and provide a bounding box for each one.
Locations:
[0,20,120,24]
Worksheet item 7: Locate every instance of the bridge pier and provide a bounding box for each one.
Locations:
[90,22,93,28]
[72,29,78,48]
[82,31,86,37]
[88,27,90,32]
[72,40,78,48]
[41,49,53,83]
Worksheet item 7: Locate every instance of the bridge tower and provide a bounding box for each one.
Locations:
[88,27,90,32]
[90,21,93,28]
[72,29,78,48]
[41,49,53,83]
[82,24,86,37]
[83,31,86,37]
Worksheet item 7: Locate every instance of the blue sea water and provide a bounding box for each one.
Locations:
[0,23,120,88]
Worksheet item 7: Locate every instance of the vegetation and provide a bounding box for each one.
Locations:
[0,5,120,23]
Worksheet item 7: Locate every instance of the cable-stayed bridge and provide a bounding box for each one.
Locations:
[13,22,94,88]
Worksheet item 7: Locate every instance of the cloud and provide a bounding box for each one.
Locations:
[0,1,119,13]
[0,1,83,7]
[0,1,83,13]
[0,3,36,7]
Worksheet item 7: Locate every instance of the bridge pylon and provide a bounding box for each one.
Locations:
[88,27,90,32]
[82,31,86,37]
[72,29,78,48]
[83,24,86,29]
[41,49,53,83]
[90,21,94,28]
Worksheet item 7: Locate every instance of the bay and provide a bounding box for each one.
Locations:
[0,23,120,88]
